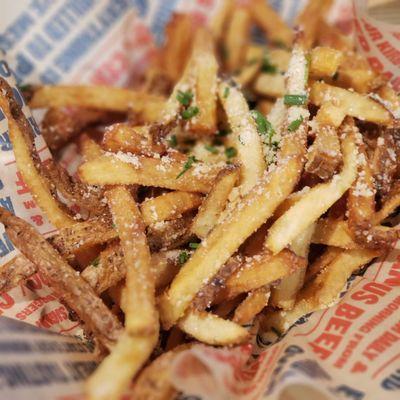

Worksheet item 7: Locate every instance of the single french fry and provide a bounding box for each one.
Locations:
[310,81,392,125]
[218,81,266,193]
[79,134,104,161]
[233,287,270,325]
[86,332,158,400]
[310,46,343,79]
[223,6,251,72]
[210,0,233,40]
[30,85,165,123]
[254,73,285,98]
[191,168,239,238]
[262,248,380,335]
[248,0,293,47]
[0,78,74,228]
[0,207,123,349]
[79,153,225,193]
[226,249,306,297]
[106,187,157,335]
[178,310,249,345]
[314,101,346,128]
[266,120,359,254]
[141,191,203,226]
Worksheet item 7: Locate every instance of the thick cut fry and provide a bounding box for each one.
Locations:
[178,310,249,345]
[102,124,165,156]
[190,29,218,134]
[248,0,293,47]
[79,134,104,161]
[30,85,165,123]
[0,78,74,228]
[223,6,251,72]
[0,208,122,349]
[314,101,346,128]
[305,125,342,180]
[79,153,225,193]
[254,73,285,98]
[50,217,117,261]
[309,81,392,125]
[233,287,270,325]
[310,46,343,79]
[0,254,37,292]
[266,122,359,254]
[106,187,157,335]
[226,249,306,297]
[141,191,203,226]
[86,332,158,400]
[270,223,315,310]
[218,81,266,193]
[191,168,239,238]
[262,248,380,335]
[311,218,360,249]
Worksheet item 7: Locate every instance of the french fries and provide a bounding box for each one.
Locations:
[233,287,270,325]
[310,46,343,79]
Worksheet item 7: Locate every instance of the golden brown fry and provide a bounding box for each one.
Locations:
[254,73,285,98]
[0,207,123,349]
[223,6,251,72]
[86,332,158,400]
[79,134,104,161]
[191,168,239,239]
[106,187,157,335]
[218,81,266,193]
[266,120,359,254]
[313,101,346,128]
[0,78,74,228]
[0,254,37,292]
[79,152,225,193]
[248,0,293,47]
[305,246,342,283]
[373,181,400,224]
[310,46,343,79]
[210,0,233,41]
[226,249,306,297]
[141,191,203,226]
[30,85,165,123]
[233,287,270,325]
[375,84,400,119]
[178,310,249,345]
[262,248,380,335]
[309,81,392,125]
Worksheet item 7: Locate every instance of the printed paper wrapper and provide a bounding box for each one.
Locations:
[0,0,399,399]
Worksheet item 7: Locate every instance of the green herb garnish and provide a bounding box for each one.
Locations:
[225,147,237,159]
[91,257,100,267]
[223,87,230,98]
[250,110,276,146]
[176,90,193,106]
[168,135,177,148]
[189,242,200,249]
[283,94,308,106]
[288,116,304,132]
[204,144,218,154]
[181,106,199,120]
[261,54,277,74]
[178,251,190,265]
[176,155,198,179]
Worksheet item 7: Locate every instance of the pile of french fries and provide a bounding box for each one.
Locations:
[1,0,400,399]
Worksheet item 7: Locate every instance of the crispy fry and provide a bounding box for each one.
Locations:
[106,187,157,335]
[233,287,270,325]
[309,81,392,125]
[313,101,346,128]
[178,310,249,345]
[266,121,359,254]
[86,332,158,400]
[218,81,266,193]
[0,78,74,228]
[0,208,123,348]
[310,46,343,79]
[191,168,239,238]
[305,246,342,283]
[79,152,226,193]
[262,248,380,335]
[373,181,400,224]
[79,134,104,161]
[248,0,293,47]
[254,73,285,98]
[141,191,203,226]
[30,85,165,123]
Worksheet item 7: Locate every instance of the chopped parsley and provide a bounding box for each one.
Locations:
[91,257,100,267]
[168,135,178,148]
[176,155,198,179]
[112,223,117,229]
[204,144,218,154]
[189,242,200,249]
[223,86,230,98]
[261,54,277,74]
[178,251,190,265]
[288,116,304,132]
[251,110,276,146]
[283,94,308,106]
[225,147,237,159]
[181,106,199,120]
[176,90,193,106]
